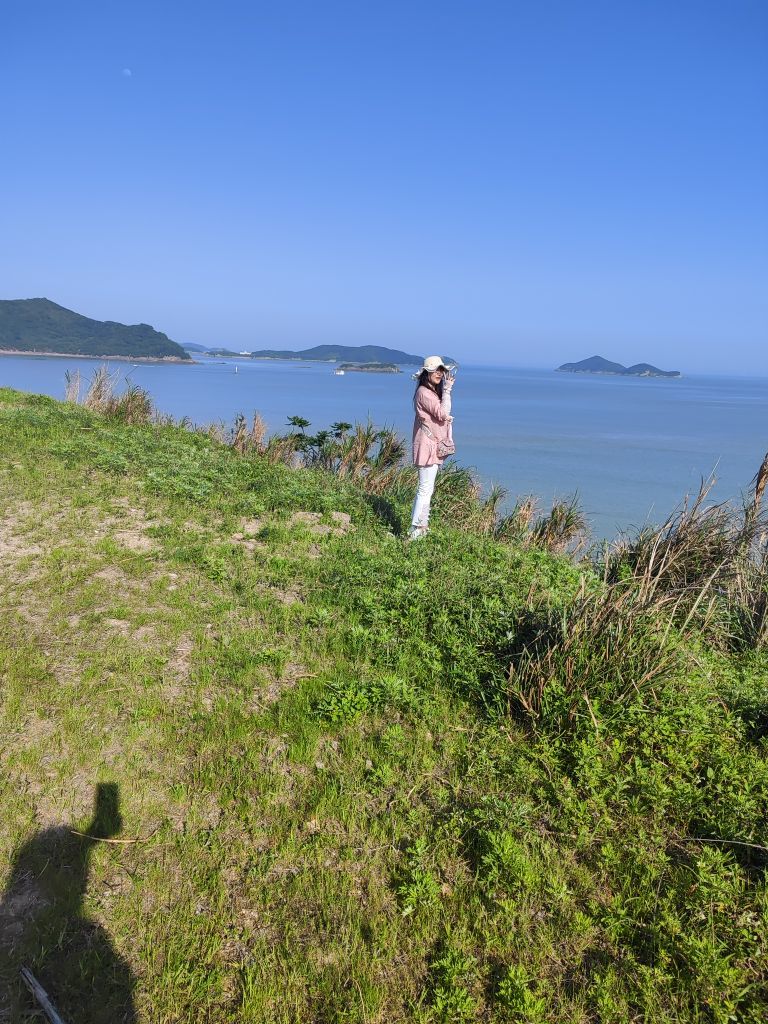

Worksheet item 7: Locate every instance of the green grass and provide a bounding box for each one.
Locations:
[0,386,766,1023]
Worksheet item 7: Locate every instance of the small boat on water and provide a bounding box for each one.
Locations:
[334,369,345,376]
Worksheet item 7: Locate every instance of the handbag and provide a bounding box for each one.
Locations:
[436,435,456,459]
[421,421,456,459]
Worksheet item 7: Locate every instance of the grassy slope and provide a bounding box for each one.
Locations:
[0,388,766,1024]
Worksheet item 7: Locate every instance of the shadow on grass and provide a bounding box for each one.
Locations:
[364,492,403,534]
[0,782,136,1023]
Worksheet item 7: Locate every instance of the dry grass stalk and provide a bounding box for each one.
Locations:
[511,474,768,722]
[231,413,248,453]
[336,423,380,481]
[724,556,768,649]
[65,366,154,424]
[263,434,300,466]
[607,479,743,593]
[514,496,537,532]
[494,497,538,544]
[83,365,118,410]
[474,485,508,535]
[530,495,588,555]
[227,412,268,454]
[603,476,768,650]
[508,578,686,721]
[114,383,154,424]
[249,413,268,452]
[751,451,768,515]
[64,369,81,404]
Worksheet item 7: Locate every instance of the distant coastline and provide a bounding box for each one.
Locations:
[195,343,456,365]
[0,349,192,364]
[337,362,401,374]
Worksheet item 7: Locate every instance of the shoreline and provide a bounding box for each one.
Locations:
[556,368,682,379]
[0,349,193,364]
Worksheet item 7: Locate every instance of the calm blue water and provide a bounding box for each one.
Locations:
[2,353,766,539]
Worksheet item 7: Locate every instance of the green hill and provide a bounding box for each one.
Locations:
[249,344,455,365]
[625,361,681,377]
[0,298,190,359]
[0,385,765,1022]
[558,354,681,377]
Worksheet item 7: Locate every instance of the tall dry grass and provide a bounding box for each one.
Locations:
[510,467,768,724]
[230,412,269,455]
[530,495,588,555]
[508,577,683,723]
[66,366,155,425]
[601,476,768,648]
[64,369,82,404]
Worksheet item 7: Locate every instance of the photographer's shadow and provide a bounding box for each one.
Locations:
[0,783,137,1023]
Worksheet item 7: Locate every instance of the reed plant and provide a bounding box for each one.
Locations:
[508,575,685,724]
[82,365,117,409]
[601,475,768,650]
[65,365,155,425]
[494,495,537,544]
[510,464,768,729]
[230,412,269,454]
[63,368,82,403]
[530,494,588,554]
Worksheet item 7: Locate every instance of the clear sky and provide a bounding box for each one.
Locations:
[4,1,766,371]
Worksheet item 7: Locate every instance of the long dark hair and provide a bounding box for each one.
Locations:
[414,368,443,400]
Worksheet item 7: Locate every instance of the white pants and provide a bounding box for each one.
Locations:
[411,464,439,529]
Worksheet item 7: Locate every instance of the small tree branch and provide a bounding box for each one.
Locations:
[20,968,66,1024]
[675,836,768,855]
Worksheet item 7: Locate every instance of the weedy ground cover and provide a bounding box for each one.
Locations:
[0,386,766,1023]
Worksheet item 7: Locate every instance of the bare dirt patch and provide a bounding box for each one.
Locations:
[19,769,100,832]
[0,533,44,559]
[113,529,156,553]
[248,662,314,713]
[104,618,132,634]
[230,534,265,553]
[164,635,194,699]
[1,496,159,565]
[289,511,353,537]
[91,566,152,593]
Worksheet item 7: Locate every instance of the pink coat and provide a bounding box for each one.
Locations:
[412,385,452,467]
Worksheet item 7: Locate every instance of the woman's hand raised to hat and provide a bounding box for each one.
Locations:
[443,374,455,392]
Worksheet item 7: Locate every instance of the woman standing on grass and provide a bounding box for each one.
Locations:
[408,355,456,540]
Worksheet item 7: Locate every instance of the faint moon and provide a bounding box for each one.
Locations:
[122,68,132,77]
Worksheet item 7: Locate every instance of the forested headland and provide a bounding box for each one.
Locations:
[0,298,190,360]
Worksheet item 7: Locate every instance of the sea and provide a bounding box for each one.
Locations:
[2,353,766,540]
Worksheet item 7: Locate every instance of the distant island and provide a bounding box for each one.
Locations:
[337,362,400,374]
[190,343,456,365]
[0,298,191,361]
[248,344,430,364]
[557,355,681,378]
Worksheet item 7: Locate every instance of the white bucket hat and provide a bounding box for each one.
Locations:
[420,355,448,373]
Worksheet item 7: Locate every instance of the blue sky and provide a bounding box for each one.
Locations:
[4,0,766,371]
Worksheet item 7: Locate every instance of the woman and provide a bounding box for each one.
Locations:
[408,355,455,540]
